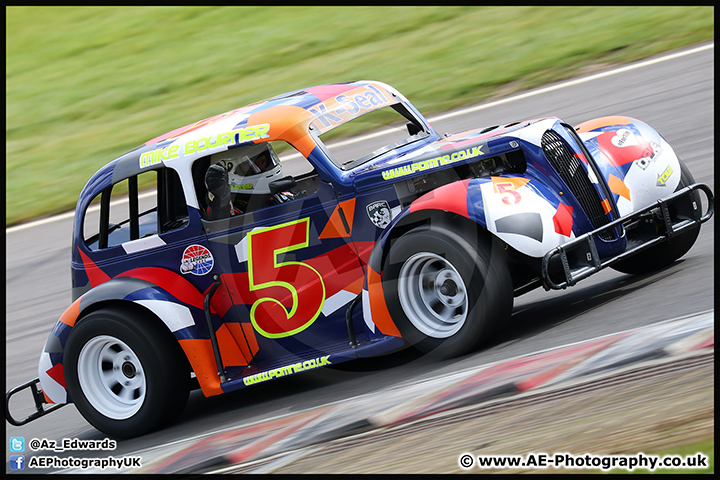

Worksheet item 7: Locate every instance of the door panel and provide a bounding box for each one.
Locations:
[206,181,366,367]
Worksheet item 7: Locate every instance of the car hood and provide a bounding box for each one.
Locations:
[347,120,536,190]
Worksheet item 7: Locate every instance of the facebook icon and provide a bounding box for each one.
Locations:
[10,455,25,470]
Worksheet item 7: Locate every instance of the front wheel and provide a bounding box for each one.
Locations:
[64,308,190,438]
[382,224,513,358]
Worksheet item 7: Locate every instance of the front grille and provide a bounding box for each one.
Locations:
[541,129,613,240]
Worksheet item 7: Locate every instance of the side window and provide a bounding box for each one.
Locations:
[193,141,320,220]
[83,168,188,251]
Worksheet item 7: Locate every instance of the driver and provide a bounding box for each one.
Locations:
[204,163,239,220]
[204,143,292,220]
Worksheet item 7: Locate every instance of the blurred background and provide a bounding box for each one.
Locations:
[5,8,714,473]
[5,6,714,225]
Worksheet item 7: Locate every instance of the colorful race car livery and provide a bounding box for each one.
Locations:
[6,81,713,438]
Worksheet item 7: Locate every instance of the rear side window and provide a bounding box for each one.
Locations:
[83,168,188,251]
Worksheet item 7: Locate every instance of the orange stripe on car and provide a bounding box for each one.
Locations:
[601,199,612,214]
[575,116,635,133]
[241,322,259,356]
[58,298,82,328]
[225,322,253,364]
[319,198,356,239]
[345,276,365,295]
[247,105,316,158]
[608,174,632,201]
[492,176,530,191]
[178,339,223,396]
[367,268,401,337]
[216,323,249,367]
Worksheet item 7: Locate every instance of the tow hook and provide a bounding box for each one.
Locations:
[6,377,65,426]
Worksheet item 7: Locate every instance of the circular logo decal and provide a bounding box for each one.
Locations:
[366,200,392,229]
[180,245,214,276]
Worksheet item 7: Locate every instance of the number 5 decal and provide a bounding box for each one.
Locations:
[493,177,529,205]
[496,182,522,205]
[247,218,326,338]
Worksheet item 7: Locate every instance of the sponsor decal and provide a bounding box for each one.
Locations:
[140,145,180,168]
[309,85,390,130]
[382,145,484,181]
[634,140,663,170]
[230,183,254,191]
[144,107,247,146]
[610,128,636,148]
[180,245,214,276]
[243,355,331,386]
[597,130,654,167]
[182,123,270,156]
[656,165,673,187]
[366,200,392,229]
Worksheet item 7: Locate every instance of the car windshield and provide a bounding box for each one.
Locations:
[312,103,429,171]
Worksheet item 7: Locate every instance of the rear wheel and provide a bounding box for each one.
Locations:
[64,308,190,439]
[612,159,702,275]
[382,224,513,358]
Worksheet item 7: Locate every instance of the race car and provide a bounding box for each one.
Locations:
[6,80,713,438]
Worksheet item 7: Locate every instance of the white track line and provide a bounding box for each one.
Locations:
[7,43,713,235]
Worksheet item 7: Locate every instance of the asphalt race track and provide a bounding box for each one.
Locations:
[5,43,714,473]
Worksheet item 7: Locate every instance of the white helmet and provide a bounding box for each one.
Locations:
[210,143,282,195]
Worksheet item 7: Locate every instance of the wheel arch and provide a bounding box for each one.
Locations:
[371,209,514,357]
[362,207,511,340]
[75,300,193,374]
[61,301,193,438]
[371,208,500,274]
[39,277,208,406]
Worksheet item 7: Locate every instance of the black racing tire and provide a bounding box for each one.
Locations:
[611,158,702,275]
[64,308,191,439]
[382,223,513,358]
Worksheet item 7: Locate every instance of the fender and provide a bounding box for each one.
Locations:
[576,116,682,216]
[37,275,238,404]
[359,174,586,338]
[377,175,586,262]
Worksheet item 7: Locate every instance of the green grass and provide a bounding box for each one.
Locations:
[5,6,714,225]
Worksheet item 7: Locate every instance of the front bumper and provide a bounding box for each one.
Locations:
[541,183,714,290]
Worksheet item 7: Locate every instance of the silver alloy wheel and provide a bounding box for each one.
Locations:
[397,252,468,338]
[76,335,146,420]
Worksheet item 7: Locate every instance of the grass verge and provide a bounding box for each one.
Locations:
[6,6,714,225]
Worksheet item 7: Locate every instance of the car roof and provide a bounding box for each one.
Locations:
[81,80,406,209]
[143,80,402,153]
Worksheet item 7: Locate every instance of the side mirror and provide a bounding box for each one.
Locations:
[269,176,296,194]
[406,122,422,136]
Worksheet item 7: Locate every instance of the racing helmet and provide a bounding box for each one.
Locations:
[210,143,282,195]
